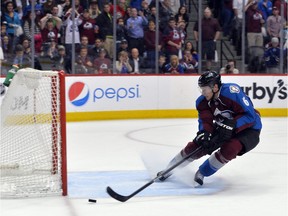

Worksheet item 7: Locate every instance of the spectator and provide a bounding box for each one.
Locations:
[1,35,13,60]
[42,0,57,15]
[266,7,286,40]
[2,2,22,50]
[41,38,58,58]
[181,49,198,74]
[219,59,240,74]
[245,0,265,48]
[115,50,133,74]
[96,3,114,59]
[40,12,62,44]
[177,20,187,46]
[23,0,43,18]
[146,6,156,23]
[89,0,101,19]
[158,54,167,73]
[193,7,221,70]
[126,7,148,56]
[76,36,95,56]
[257,0,272,21]
[110,0,127,20]
[59,0,72,17]
[116,39,129,60]
[91,37,108,59]
[232,0,249,55]
[163,17,182,63]
[62,8,82,55]
[118,0,128,10]
[144,20,163,69]
[184,41,196,54]
[129,48,145,74]
[51,45,71,73]
[75,46,93,74]
[1,22,8,37]
[43,38,59,68]
[21,38,31,56]
[93,48,112,74]
[164,54,185,74]
[22,11,41,42]
[233,0,249,22]
[79,9,98,46]
[274,0,287,21]
[123,6,133,23]
[51,5,62,18]
[74,0,84,14]
[140,0,151,17]
[168,0,181,15]
[12,44,31,68]
[116,17,128,49]
[175,6,189,31]
[158,0,174,32]
[264,37,281,74]
[221,0,234,37]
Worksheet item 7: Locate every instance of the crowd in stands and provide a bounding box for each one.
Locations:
[0,0,287,75]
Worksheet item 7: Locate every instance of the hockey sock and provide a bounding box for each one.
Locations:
[198,151,229,177]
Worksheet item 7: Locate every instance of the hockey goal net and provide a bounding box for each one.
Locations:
[0,68,67,198]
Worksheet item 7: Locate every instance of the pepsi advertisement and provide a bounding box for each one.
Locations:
[1,75,287,118]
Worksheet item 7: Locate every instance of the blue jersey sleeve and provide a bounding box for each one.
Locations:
[220,84,262,132]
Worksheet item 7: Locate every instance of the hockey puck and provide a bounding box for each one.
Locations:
[88,199,97,203]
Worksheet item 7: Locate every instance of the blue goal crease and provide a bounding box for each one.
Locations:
[68,170,226,198]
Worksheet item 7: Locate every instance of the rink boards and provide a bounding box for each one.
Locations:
[65,75,287,120]
[1,74,287,121]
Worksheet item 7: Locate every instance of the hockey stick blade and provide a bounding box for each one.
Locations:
[106,146,203,202]
[106,186,130,202]
[107,176,157,202]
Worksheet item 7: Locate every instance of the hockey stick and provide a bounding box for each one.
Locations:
[106,146,203,202]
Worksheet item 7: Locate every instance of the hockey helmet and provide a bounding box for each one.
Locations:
[198,71,221,88]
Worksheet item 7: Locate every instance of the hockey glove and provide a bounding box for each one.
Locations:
[193,130,212,149]
[216,119,236,141]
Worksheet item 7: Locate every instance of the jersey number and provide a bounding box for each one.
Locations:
[242,97,250,106]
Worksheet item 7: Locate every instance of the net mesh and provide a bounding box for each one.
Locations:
[0,68,65,198]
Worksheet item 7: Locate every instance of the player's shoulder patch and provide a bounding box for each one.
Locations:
[229,85,240,93]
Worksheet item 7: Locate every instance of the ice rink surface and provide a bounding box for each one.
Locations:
[1,117,287,216]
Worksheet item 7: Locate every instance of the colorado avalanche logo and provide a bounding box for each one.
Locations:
[68,82,89,106]
[229,85,240,93]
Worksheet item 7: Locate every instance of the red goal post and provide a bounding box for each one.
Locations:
[0,68,67,198]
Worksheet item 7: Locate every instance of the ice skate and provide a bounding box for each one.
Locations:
[194,169,204,186]
[157,152,190,182]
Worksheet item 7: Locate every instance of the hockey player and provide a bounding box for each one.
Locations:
[158,71,262,186]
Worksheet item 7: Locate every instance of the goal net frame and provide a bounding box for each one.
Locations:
[0,68,67,198]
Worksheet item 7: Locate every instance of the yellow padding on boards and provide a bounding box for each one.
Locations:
[66,108,287,122]
[3,114,58,125]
